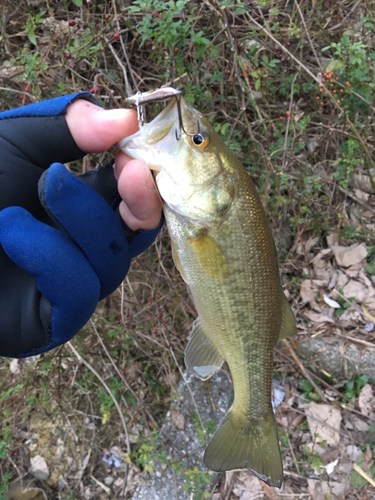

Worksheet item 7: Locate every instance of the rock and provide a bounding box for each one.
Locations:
[299,337,375,379]
[332,243,367,268]
[132,371,234,500]
[9,359,21,375]
[30,455,49,480]
[358,384,375,418]
[347,445,363,462]
[170,409,185,430]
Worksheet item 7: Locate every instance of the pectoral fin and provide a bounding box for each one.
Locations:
[188,234,231,282]
[279,292,296,340]
[171,241,187,282]
[185,318,224,380]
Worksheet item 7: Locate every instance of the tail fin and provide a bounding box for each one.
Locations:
[204,408,283,488]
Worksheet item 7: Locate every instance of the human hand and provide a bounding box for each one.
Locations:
[0,92,162,358]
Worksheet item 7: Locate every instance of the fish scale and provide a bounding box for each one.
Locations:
[119,93,296,488]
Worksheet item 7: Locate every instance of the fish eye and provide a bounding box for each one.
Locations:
[192,133,209,149]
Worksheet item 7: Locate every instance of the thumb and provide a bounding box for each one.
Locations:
[65,99,138,153]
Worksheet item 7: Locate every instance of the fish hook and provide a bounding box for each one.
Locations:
[174,93,200,141]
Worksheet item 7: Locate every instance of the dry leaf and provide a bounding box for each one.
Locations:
[305,402,342,445]
[170,410,185,430]
[358,384,375,419]
[4,486,47,500]
[354,188,370,202]
[307,479,349,500]
[342,280,368,303]
[354,169,375,194]
[332,243,367,268]
[328,270,349,291]
[312,249,335,281]
[338,307,362,323]
[304,311,335,324]
[300,279,318,303]
[261,482,277,500]
[296,235,320,255]
[326,232,339,248]
[361,444,375,473]
[232,471,262,497]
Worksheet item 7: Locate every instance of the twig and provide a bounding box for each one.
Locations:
[90,319,159,429]
[245,11,375,184]
[328,0,363,31]
[0,86,37,99]
[106,37,132,96]
[333,331,375,350]
[91,475,111,493]
[282,72,298,171]
[294,0,323,72]
[353,462,375,487]
[282,339,328,403]
[67,341,131,459]
[162,328,205,431]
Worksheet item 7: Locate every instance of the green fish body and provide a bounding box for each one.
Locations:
[119,96,296,487]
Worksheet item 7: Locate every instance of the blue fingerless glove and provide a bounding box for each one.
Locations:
[0,93,162,357]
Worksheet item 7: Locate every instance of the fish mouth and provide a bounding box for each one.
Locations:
[118,98,183,171]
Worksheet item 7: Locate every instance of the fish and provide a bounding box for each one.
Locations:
[119,93,296,488]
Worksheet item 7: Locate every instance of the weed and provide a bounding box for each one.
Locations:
[344,374,369,400]
[183,466,211,499]
[299,378,322,402]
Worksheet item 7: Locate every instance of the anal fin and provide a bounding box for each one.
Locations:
[279,292,296,340]
[185,318,224,380]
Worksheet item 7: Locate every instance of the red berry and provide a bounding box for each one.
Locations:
[24,87,29,93]
[286,42,291,47]
[281,57,285,62]
[114,33,119,39]
[65,52,72,59]
[174,47,179,53]
[90,88,95,94]
[146,41,151,47]
[284,69,287,73]
[275,46,279,50]
[152,329,157,334]
[69,19,75,27]
[104,14,109,19]
[69,63,76,69]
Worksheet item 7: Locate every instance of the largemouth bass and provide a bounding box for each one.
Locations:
[119,94,296,487]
